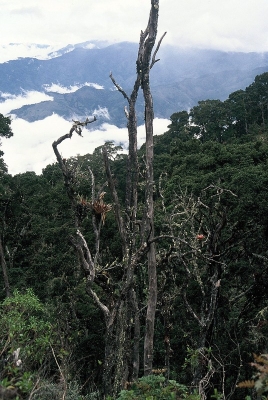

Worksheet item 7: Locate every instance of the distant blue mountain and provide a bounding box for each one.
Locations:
[1,42,268,126]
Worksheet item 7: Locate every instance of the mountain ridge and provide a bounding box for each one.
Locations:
[1,42,268,126]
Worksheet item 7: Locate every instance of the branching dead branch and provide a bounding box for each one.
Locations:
[150,31,167,69]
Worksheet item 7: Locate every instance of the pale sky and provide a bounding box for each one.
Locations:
[1,0,268,53]
[1,0,268,175]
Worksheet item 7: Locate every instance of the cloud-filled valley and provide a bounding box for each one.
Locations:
[1,41,268,176]
[2,115,169,176]
[0,90,53,115]
[0,89,169,175]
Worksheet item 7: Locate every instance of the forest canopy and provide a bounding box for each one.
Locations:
[1,48,268,400]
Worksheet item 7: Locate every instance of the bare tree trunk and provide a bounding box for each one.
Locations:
[111,0,166,377]
[143,70,157,374]
[131,288,140,380]
[53,125,145,398]
[0,237,10,297]
[52,0,166,394]
[139,0,165,376]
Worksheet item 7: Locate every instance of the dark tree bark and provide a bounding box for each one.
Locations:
[52,1,166,395]
[0,237,10,297]
[110,0,166,376]
[139,1,161,376]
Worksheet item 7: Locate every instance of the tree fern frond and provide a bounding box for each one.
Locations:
[237,380,255,388]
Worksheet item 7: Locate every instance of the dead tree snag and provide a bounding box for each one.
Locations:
[52,0,166,396]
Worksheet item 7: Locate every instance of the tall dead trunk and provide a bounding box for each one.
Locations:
[52,1,166,395]
[0,237,10,297]
[138,0,165,376]
[53,124,147,398]
[143,64,157,375]
[110,0,166,376]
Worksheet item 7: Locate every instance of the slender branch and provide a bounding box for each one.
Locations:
[52,119,114,324]
[87,287,110,323]
[28,377,41,400]
[183,291,205,327]
[198,359,215,400]
[70,229,95,282]
[50,344,67,400]
[109,73,130,102]
[204,273,221,326]
[0,338,10,357]
[88,167,95,203]
[150,31,167,69]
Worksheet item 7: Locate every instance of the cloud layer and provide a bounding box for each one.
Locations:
[0,89,169,175]
[1,0,268,52]
[2,115,169,176]
[43,82,104,94]
[0,91,53,115]
[1,0,267,173]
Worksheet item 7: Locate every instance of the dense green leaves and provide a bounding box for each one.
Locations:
[0,113,12,138]
[190,99,228,142]
[0,289,52,364]
[2,72,268,398]
[114,375,199,399]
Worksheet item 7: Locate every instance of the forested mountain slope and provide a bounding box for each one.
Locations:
[1,42,268,125]
[1,72,268,399]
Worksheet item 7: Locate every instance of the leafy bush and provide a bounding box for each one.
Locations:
[0,289,53,398]
[0,289,53,368]
[112,375,200,399]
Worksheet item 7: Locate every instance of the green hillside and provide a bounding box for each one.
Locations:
[1,72,268,399]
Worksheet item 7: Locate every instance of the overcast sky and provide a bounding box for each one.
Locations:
[1,0,268,53]
[1,0,268,175]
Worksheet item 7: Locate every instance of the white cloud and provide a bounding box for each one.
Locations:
[0,43,64,63]
[0,91,169,176]
[0,91,53,115]
[2,115,169,176]
[92,107,110,120]
[43,82,104,94]
[1,0,268,52]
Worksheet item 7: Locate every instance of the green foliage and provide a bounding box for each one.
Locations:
[112,375,200,399]
[0,288,53,367]
[0,289,54,399]
[163,72,268,145]
[3,70,268,398]
[1,372,33,396]
[183,347,212,373]
[211,389,223,399]
[0,113,12,175]
[0,368,34,396]
[0,113,13,138]
[190,99,227,142]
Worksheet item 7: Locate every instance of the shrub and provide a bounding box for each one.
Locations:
[113,375,200,400]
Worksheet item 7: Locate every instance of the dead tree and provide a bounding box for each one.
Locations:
[53,116,143,397]
[109,0,166,376]
[52,0,166,395]
[156,185,241,399]
[53,118,147,396]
